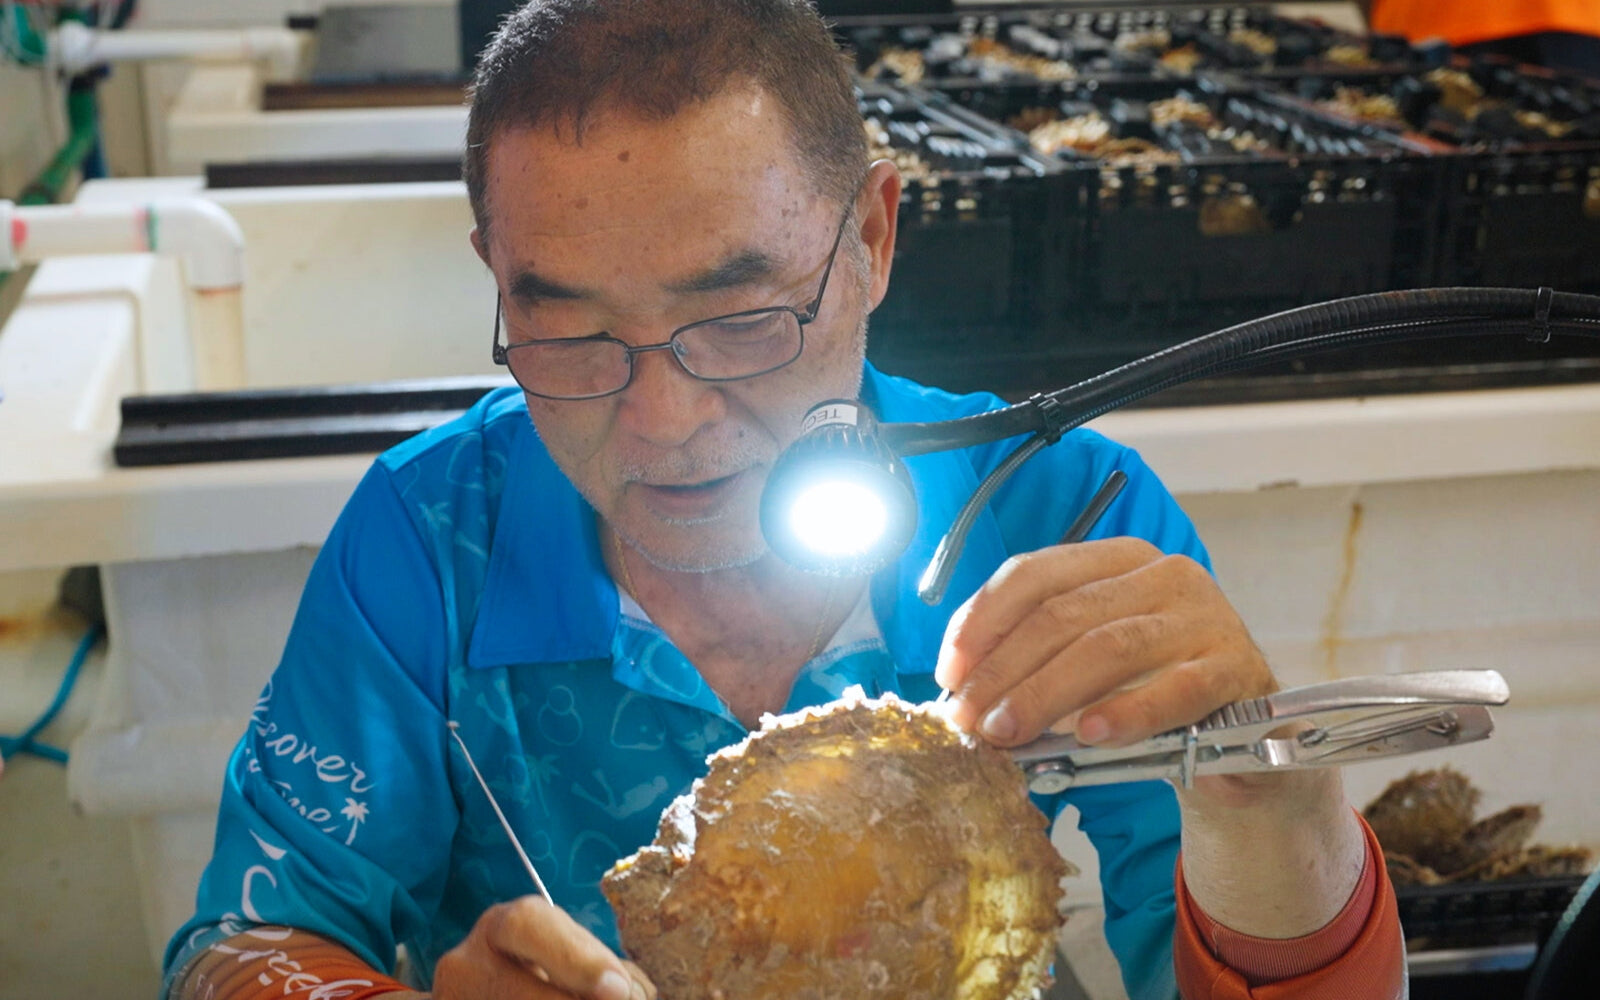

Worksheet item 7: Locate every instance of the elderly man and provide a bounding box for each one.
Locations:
[163,2,1404,999]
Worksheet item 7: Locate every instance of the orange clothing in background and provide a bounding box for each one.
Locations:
[1172,812,1406,1000]
[1370,0,1600,47]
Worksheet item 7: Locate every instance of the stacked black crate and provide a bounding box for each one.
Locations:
[841,6,1445,397]
[841,6,1600,400]
[1037,79,1429,374]
[855,81,1072,392]
[1286,57,1600,383]
[1297,57,1600,291]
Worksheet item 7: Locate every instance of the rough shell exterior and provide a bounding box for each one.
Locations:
[1367,768,1593,886]
[1362,766,1480,870]
[601,693,1067,1000]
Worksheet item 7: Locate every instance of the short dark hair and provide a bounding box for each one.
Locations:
[464,0,867,242]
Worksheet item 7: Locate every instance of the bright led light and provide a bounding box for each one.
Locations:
[787,479,889,558]
[761,400,917,575]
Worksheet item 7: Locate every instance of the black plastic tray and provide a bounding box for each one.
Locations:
[1397,874,1591,950]
[114,377,509,466]
[1286,58,1600,151]
[1286,60,1600,294]
[932,78,1439,337]
[857,82,1070,354]
[838,5,1430,87]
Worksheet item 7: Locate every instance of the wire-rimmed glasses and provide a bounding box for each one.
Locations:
[491,207,852,401]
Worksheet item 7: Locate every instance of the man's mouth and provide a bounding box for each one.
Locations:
[634,469,751,518]
[649,473,739,494]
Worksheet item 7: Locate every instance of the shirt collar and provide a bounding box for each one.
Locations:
[466,363,1014,672]
[466,419,619,668]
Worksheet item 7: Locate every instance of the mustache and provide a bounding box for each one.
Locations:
[614,432,776,485]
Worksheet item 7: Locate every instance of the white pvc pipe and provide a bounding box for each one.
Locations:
[3,197,250,389]
[4,197,244,290]
[51,21,305,78]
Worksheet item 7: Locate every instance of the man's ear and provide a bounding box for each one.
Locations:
[470,227,491,268]
[857,158,902,314]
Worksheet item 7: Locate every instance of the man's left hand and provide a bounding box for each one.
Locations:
[937,537,1276,799]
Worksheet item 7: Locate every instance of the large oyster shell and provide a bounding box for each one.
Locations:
[1366,768,1594,886]
[1363,766,1480,870]
[601,692,1067,1000]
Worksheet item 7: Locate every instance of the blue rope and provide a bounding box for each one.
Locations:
[0,621,104,765]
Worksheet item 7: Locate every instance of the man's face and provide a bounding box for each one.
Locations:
[476,83,883,572]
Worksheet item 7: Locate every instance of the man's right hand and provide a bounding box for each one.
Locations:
[432,896,655,1000]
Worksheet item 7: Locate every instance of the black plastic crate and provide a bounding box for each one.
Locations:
[1397,874,1590,951]
[1288,59,1600,293]
[856,82,1069,360]
[1442,148,1600,291]
[838,5,1428,88]
[1092,160,1402,303]
[935,78,1439,341]
[1288,58,1600,151]
[1422,62,1600,293]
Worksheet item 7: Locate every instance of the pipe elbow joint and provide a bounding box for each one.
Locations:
[149,198,246,290]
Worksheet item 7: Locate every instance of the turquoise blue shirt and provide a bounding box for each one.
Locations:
[164,364,1208,1000]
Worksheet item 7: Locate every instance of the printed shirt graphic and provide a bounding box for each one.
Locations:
[164,365,1209,1000]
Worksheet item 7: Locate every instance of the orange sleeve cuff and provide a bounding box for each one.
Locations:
[1172,812,1406,1000]
[181,932,411,1000]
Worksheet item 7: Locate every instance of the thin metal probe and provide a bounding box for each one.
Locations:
[1060,470,1128,546]
[935,469,1130,705]
[447,720,554,905]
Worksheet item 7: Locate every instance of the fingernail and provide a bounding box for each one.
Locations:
[597,969,631,1000]
[1078,714,1110,744]
[944,693,971,725]
[980,703,1017,743]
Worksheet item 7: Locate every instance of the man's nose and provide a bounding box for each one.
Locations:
[617,339,725,446]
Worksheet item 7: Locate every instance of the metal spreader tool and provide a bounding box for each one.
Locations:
[1010,669,1510,794]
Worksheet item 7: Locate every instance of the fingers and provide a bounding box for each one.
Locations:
[1076,653,1267,747]
[621,961,657,1000]
[435,945,579,1000]
[941,542,1273,748]
[961,610,1190,746]
[935,538,1161,695]
[436,896,654,1000]
[943,579,1165,738]
[488,898,643,1000]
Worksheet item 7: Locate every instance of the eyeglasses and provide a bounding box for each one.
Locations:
[491,206,852,401]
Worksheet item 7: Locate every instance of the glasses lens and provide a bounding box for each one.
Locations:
[504,339,631,399]
[673,310,803,380]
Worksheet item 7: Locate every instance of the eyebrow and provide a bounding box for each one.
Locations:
[508,270,589,303]
[506,246,787,306]
[664,249,784,295]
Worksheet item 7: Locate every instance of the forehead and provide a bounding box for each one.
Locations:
[481,84,825,261]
